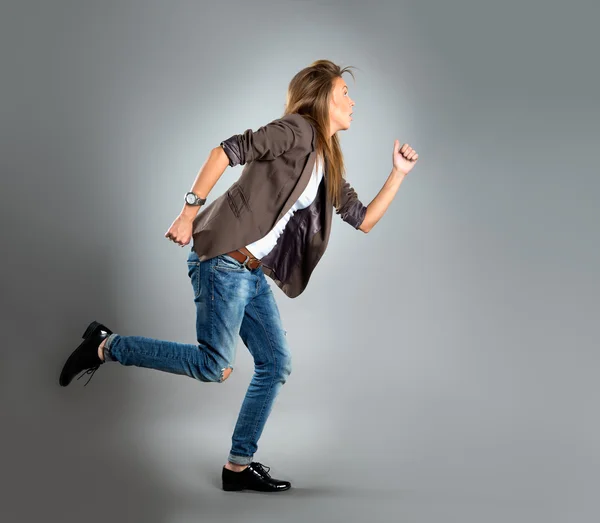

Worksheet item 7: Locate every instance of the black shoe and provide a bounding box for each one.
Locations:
[222,462,291,492]
[59,321,113,387]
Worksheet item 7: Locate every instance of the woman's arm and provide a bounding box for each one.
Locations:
[179,146,230,221]
[359,169,406,233]
[359,141,419,233]
[165,146,230,246]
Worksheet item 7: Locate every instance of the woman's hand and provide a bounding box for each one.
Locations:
[164,214,194,247]
[393,140,419,176]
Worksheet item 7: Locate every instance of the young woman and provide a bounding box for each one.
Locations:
[59,60,419,492]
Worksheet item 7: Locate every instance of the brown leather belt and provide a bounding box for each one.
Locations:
[224,247,263,270]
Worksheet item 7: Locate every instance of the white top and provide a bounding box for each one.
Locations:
[245,156,324,259]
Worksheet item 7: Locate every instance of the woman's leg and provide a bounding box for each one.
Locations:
[227,274,292,465]
[102,251,253,383]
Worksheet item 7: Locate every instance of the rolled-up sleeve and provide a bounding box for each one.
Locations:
[220,113,307,167]
[335,179,368,230]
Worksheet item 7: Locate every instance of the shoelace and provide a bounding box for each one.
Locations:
[252,462,271,478]
[76,364,101,386]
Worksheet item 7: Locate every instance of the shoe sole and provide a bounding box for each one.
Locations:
[222,483,245,491]
[222,482,291,492]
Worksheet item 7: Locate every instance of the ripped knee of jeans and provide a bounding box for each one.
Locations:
[220,366,233,382]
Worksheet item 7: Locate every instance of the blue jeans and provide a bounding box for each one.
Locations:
[103,249,292,465]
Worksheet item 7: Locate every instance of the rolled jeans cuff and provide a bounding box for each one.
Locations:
[103,333,119,362]
[228,453,254,465]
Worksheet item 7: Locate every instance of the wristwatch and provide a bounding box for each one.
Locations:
[184,191,207,206]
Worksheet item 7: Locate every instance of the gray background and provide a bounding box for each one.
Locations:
[1,0,598,522]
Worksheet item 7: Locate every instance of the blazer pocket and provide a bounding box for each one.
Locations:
[226,182,250,218]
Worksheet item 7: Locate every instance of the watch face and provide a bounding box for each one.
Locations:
[186,193,196,204]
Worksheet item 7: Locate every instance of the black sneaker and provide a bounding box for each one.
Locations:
[222,462,291,492]
[59,321,113,387]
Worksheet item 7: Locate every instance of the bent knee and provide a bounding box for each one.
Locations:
[280,357,292,381]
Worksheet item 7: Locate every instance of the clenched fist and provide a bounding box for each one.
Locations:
[164,214,193,247]
[393,141,419,176]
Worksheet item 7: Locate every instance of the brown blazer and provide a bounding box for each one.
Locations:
[191,112,367,298]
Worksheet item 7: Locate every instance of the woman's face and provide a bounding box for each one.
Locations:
[328,76,355,135]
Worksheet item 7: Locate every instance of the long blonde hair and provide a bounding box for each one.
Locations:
[282,60,357,209]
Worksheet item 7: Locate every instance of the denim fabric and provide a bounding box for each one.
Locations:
[103,249,292,465]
